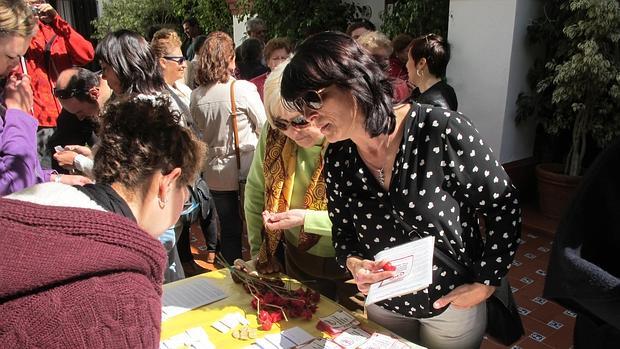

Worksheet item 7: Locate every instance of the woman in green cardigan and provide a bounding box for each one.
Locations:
[244,61,356,308]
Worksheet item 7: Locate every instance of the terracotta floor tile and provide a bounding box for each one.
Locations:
[521,315,556,338]
[513,336,555,349]
[515,281,545,299]
[543,321,575,349]
[481,337,508,349]
[529,301,567,324]
[514,294,545,313]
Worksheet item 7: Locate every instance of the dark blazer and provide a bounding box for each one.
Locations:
[544,138,620,347]
[414,80,458,111]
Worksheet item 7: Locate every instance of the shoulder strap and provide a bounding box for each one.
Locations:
[230,80,241,171]
[387,205,471,278]
[45,34,59,79]
[164,85,201,137]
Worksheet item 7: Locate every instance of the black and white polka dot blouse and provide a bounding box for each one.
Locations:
[324,103,521,318]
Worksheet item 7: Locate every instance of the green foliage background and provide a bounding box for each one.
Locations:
[380,0,450,38]
[517,0,620,175]
[236,0,370,44]
[92,0,232,39]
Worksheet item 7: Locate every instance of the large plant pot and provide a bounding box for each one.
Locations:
[535,163,582,219]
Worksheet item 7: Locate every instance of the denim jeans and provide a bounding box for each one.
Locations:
[37,127,55,170]
[177,198,219,263]
[211,190,244,264]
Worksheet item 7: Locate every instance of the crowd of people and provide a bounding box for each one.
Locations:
[6,0,613,348]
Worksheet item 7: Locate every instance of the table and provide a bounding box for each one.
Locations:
[161,268,425,348]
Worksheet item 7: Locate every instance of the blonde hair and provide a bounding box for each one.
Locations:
[262,58,290,127]
[357,31,393,56]
[150,28,182,59]
[0,0,36,38]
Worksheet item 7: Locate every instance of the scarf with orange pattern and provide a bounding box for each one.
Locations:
[256,125,327,265]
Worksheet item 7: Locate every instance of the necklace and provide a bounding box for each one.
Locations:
[376,168,385,186]
[363,134,391,186]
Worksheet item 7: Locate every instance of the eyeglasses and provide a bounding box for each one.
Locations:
[163,56,186,64]
[272,115,310,131]
[53,87,82,99]
[288,88,325,113]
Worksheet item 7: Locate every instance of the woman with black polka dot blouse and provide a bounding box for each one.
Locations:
[281,32,521,349]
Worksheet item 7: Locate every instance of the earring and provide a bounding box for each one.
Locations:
[158,197,167,209]
[416,69,423,77]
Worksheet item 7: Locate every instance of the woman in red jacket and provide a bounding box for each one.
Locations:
[24,0,95,168]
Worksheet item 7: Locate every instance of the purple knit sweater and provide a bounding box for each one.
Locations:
[0,198,167,348]
[0,108,53,196]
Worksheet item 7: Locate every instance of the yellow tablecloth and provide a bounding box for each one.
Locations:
[161,268,424,348]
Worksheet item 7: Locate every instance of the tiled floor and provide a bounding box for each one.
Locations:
[188,203,575,349]
[481,204,574,349]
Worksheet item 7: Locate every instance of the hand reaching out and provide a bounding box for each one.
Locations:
[262,209,307,230]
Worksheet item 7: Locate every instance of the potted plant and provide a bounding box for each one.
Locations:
[517,0,620,219]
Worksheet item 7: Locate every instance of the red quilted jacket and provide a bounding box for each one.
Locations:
[24,16,94,127]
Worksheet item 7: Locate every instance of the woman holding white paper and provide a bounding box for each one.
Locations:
[280,31,521,349]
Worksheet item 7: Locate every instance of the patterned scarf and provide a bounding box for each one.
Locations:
[257,125,327,265]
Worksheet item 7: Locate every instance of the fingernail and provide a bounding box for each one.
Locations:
[433,302,440,309]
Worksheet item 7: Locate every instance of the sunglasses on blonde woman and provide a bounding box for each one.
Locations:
[163,56,186,64]
[272,115,310,131]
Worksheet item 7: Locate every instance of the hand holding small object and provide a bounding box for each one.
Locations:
[53,150,78,169]
[63,145,92,157]
[35,3,58,24]
[346,257,395,295]
[262,209,307,230]
[4,73,33,113]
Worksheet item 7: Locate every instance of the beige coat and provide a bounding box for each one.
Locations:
[190,78,266,191]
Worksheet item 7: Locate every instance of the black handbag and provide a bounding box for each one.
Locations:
[388,204,525,345]
[182,175,212,225]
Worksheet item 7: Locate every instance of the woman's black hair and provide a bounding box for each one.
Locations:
[95,30,166,95]
[409,33,451,78]
[239,37,264,63]
[281,31,395,137]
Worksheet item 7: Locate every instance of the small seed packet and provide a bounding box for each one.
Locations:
[333,327,371,349]
[316,310,360,335]
[212,312,249,333]
[297,338,342,349]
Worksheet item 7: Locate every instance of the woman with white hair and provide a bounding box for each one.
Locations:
[244,60,357,309]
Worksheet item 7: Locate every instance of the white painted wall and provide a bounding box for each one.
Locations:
[447,0,539,164]
[232,15,246,47]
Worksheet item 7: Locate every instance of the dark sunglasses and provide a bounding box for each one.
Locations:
[53,87,82,99]
[272,115,310,131]
[290,88,325,112]
[163,56,186,64]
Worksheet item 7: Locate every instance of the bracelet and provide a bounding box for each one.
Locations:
[54,174,63,183]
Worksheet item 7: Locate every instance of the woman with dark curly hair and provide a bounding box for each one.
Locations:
[1,96,205,348]
[191,31,266,264]
[281,31,520,348]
